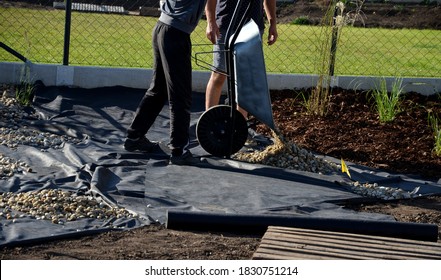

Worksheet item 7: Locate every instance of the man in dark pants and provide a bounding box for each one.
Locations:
[124,0,207,165]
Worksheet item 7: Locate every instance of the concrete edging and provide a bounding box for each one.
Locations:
[1,62,440,95]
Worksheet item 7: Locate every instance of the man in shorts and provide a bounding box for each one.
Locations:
[204,0,278,143]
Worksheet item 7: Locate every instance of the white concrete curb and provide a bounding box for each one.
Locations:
[1,62,440,95]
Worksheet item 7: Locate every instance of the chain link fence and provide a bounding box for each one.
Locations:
[1,0,440,77]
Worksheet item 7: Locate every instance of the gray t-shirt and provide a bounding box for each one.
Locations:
[159,0,208,34]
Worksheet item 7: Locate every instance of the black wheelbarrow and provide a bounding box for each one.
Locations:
[195,0,275,158]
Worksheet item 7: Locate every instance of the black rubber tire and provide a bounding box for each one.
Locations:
[196,105,248,157]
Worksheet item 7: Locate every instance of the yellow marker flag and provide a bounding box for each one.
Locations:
[341,158,351,178]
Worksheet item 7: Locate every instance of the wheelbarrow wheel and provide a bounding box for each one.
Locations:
[196,105,248,157]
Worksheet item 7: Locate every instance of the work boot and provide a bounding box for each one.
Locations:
[124,136,158,152]
[169,150,201,166]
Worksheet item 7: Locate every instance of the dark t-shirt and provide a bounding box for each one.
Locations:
[160,0,208,34]
[216,0,265,31]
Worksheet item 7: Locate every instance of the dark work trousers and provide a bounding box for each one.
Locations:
[127,21,192,156]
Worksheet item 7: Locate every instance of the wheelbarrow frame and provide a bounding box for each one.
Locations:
[196,0,273,158]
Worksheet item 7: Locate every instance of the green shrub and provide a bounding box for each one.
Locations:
[15,63,34,107]
[291,16,311,25]
[370,77,404,123]
[15,82,34,107]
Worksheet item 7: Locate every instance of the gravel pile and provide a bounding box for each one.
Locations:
[233,130,339,175]
[0,153,32,180]
[1,85,81,179]
[0,126,82,150]
[0,85,137,225]
[348,181,421,200]
[0,189,138,224]
[233,130,422,200]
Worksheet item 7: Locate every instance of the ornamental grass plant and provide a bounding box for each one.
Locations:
[370,77,404,123]
[428,112,441,157]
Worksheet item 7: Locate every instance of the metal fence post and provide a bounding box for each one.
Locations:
[63,0,72,65]
[329,3,339,77]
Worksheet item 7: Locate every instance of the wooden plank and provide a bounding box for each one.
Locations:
[253,226,441,260]
[264,230,441,258]
[267,227,441,254]
[257,239,435,259]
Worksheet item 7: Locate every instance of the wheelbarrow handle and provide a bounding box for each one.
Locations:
[224,0,255,157]
[224,0,253,52]
[225,0,254,112]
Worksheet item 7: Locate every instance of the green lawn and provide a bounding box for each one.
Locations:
[1,7,440,77]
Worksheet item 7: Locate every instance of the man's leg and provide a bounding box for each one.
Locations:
[160,23,192,157]
[206,71,249,120]
[205,26,250,118]
[125,23,167,152]
[205,71,226,110]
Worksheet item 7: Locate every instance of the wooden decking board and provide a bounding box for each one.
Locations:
[264,234,438,255]
[263,234,441,258]
[252,226,441,260]
[269,227,439,249]
[254,246,373,260]
[258,239,437,260]
[268,227,441,252]
[252,251,349,260]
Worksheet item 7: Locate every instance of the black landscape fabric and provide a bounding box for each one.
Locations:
[1,86,440,246]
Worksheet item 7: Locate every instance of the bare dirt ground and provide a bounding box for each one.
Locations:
[276,0,441,29]
[1,1,441,260]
